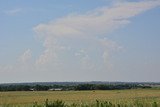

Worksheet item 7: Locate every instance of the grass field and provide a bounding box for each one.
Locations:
[0,89,160,106]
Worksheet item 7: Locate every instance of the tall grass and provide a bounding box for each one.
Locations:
[30,99,159,107]
[1,89,160,107]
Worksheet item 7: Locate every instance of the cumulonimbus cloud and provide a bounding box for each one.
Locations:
[0,0,160,74]
[33,0,160,68]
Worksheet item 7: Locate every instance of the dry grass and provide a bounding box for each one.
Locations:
[0,89,160,106]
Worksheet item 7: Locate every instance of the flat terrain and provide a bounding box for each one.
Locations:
[0,89,160,106]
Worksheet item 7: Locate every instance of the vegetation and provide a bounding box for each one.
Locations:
[1,99,160,107]
[0,82,159,106]
[0,89,160,106]
[74,84,151,90]
[0,83,152,91]
[32,99,159,107]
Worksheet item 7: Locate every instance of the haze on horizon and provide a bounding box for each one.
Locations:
[0,0,160,83]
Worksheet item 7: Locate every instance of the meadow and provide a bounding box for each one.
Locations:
[0,89,160,107]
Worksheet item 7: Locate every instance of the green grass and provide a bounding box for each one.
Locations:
[0,89,160,106]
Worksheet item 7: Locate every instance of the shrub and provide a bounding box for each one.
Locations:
[45,99,66,107]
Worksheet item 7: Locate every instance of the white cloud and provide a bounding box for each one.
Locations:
[75,49,94,70]
[0,49,33,74]
[99,38,123,63]
[34,0,160,69]
[1,0,160,78]
[35,38,69,66]
[75,49,86,57]
[0,65,13,73]
[34,0,160,38]
[19,49,32,63]
[4,8,22,15]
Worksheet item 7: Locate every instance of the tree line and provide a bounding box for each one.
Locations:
[0,84,151,91]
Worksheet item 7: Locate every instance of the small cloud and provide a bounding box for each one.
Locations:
[75,49,86,57]
[19,49,32,63]
[0,65,13,73]
[75,49,94,70]
[99,38,123,51]
[4,8,22,16]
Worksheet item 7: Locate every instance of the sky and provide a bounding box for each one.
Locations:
[0,0,160,83]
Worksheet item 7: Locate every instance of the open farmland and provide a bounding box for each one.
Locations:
[0,89,160,106]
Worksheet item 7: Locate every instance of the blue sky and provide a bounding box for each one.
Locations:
[0,0,160,83]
